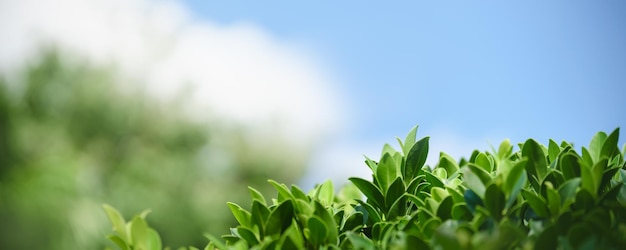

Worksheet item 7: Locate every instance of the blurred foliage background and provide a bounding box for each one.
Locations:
[0,50,310,249]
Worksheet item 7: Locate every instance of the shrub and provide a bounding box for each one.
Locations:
[104,126,626,249]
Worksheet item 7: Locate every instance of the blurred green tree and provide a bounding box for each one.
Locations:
[0,50,309,249]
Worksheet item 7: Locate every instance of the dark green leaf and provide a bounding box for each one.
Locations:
[236,227,259,246]
[265,200,294,236]
[521,190,549,218]
[307,216,327,247]
[313,201,338,244]
[485,184,505,220]
[251,200,270,236]
[356,200,382,224]
[349,177,385,211]
[559,152,581,180]
[436,196,454,221]
[522,139,548,183]
[405,137,430,180]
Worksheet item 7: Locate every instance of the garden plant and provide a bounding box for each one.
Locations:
[104,126,626,249]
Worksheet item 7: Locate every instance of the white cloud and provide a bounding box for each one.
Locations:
[0,0,345,147]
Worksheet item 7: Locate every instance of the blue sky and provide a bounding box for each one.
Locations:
[184,1,625,144]
[182,1,626,185]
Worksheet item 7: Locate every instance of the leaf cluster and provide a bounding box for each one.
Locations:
[104,126,626,249]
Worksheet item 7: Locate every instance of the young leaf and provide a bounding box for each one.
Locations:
[404,137,430,180]
[548,139,561,164]
[317,179,334,207]
[376,153,398,194]
[588,131,607,163]
[438,152,459,176]
[103,204,129,242]
[227,203,252,229]
[403,125,419,155]
[559,152,581,180]
[147,229,162,250]
[107,235,129,250]
[129,216,149,249]
[248,187,267,205]
[475,153,492,172]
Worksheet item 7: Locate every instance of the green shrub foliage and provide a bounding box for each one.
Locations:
[105,126,626,249]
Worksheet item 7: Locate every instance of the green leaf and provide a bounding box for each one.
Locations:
[345,231,376,250]
[403,125,419,155]
[600,128,620,160]
[468,164,492,185]
[498,139,513,160]
[204,233,227,250]
[522,139,548,184]
[349,177,385,211]
[451,204,473,220]
[107,235,129,250]
[544,182,561,216]
[251,200,270,236]
[385,177,405,205]
[462,166,486,199]
[227,202,252,228]
[557,178,580,207]
[237,227,259,246]
[521,190,549,218]
[290,185,309,202]
[316,179,334,207]
[589,131,607,163]
[559,152,581,180]
[356,200,382,224]
[306,216,327,247]
[103,204,129,242]
[504,159,527,210]
[404,136,430,180]
[475,152,492,172]
[548,139,560,164]
[146,229,162,250]
[265,200,294,236]
[268,180,294,202]
[376,153,398,194]
[436,196,454,221]
[313,201,338,244]
[248,187,267,205]
[485,184,505,220]
[438,152,459,176]
[129,216,149,249]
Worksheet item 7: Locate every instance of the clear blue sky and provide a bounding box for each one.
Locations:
[184,1,626,157]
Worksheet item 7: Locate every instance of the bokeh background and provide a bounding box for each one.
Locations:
[1,0,625,249]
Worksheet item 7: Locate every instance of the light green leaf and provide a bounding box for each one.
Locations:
[248,187,267,205]
[316,179,334,207]
[600,128,620,160]
[107,235,129,250]
[375,153,398,194]
[227,202,252,228]
[548,139,560,164]
[146,229,161,250]
[462,166,486,199]
[438,152,459,176]
[475,152,492,172]
[103,204,129,242]
[498,139,513,160]
[588,131,607,163]
[403,125,419,155]
[129,216,149,249]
